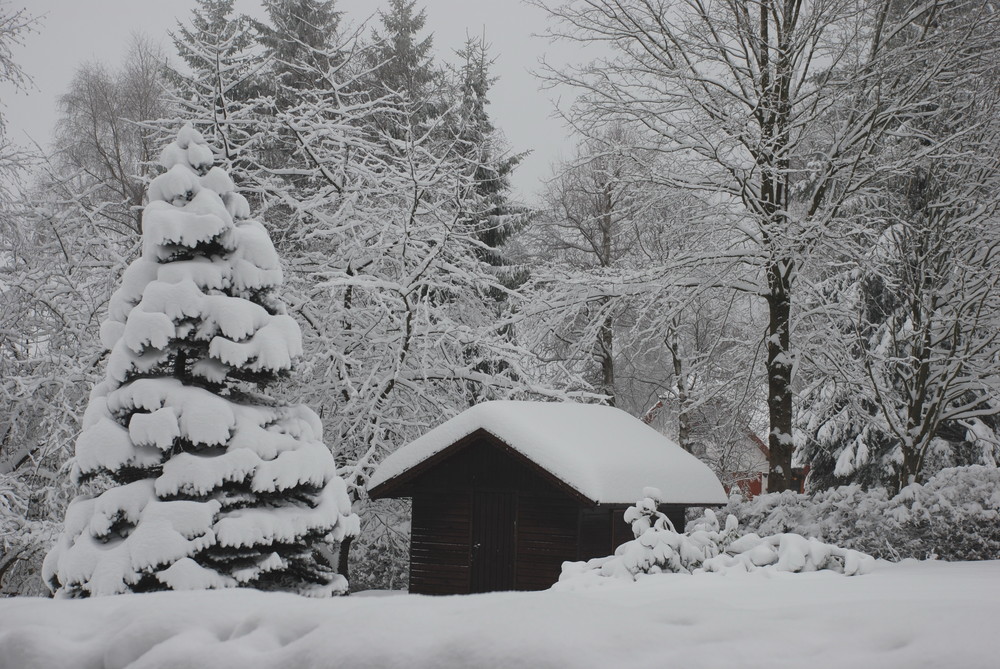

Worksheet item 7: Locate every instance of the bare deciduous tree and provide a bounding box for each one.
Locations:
[54,36,171,235]
[536,0,1000,490]
[526,129,766,472]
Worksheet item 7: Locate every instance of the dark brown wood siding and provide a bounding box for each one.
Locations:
[382,432,695,594]
[409,492,471,595]
[471,491,517,592]
[661,504,687,533]
[401,435,586,594]
[515,494,578,590]
[604,504,686,554]
[611,506,634,549]
[578,508,613,561]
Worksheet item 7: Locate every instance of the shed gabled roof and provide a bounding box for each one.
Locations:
[367,401,728,506]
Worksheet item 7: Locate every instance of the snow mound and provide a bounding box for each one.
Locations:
[3,560,1000,669]
[558,490,875,588]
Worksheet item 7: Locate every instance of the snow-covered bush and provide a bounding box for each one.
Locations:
[558,488,873,587]
[584,488,741,579]
[42,125,359,598]
[699,532,875,576]
[889,466,1000,560]
[717,484,896,558]
[723,466,1000,561]
[0,475,58,596]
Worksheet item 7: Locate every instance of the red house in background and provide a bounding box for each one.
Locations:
[726,434,809,498]
[640,399,804,498]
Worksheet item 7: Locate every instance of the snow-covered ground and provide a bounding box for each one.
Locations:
[2,560,997,669]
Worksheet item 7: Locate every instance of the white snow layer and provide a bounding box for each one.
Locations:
[3,560,999,669]
[368,401,727,505]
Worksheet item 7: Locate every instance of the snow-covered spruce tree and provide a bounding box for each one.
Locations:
[43,125,358,598]
[166,0,263,185]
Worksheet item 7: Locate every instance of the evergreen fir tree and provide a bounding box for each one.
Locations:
[450,36,528,276]
[43,125,358,598]
[168,0,262,183]
[254,0,342,100]
[446,37,532,398]
[248,0,346,235]
[367,0,439,136]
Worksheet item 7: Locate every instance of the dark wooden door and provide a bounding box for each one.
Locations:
[470,490,516,593]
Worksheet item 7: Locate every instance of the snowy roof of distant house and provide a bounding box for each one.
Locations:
[367,401,727,506]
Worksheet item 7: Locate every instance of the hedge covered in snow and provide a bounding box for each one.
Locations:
[721,466,1000,561]
[558,488,874,587]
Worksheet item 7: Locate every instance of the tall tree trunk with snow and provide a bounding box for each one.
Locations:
[665,330,693,453]
[43,126,358,597]
[765,263,794,491]
[597,183,616,405]
[758,0,796,487]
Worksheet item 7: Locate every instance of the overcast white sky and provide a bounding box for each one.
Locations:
[2,0,588,203]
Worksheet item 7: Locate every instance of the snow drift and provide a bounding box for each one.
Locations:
[1,560,997,669]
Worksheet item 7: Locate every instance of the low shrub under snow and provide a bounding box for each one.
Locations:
[722,465,1000,561]
[558,488,874,587]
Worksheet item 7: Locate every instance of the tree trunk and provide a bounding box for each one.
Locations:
[765,269,794,491]
[668,335,692,453]
[756,0,797,492]
[897,435,926,495]
[599,310,615,407]
[337,534,353,589]
[677,400,692,454]
[598,185,616,406]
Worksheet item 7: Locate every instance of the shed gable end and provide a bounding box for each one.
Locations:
[368,429,592,505]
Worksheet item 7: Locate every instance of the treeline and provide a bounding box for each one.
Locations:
[2,0,586,595]
[2,0,1000,595]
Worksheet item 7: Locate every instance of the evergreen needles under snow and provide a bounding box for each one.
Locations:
[42,125,358,598]
[558,488,874,587]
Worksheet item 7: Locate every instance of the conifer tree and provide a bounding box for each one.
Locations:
[368,0,439,136]
[446,37,531,397]
[43,125,358,597]
[450,36,528,274]
[248,0,345,229]
[168,0,262,181]
[254,0,342,100]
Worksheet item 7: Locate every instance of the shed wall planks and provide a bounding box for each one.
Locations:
[409,492,471,595]
[384,432,701,595]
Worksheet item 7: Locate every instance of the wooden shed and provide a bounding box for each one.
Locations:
[367,401,728,595]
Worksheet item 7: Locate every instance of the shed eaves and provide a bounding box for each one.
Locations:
[367,401,728,505]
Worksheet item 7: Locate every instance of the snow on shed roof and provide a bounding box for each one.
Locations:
[367,401,727,505]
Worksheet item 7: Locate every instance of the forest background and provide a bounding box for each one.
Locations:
[2,0,999,595]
